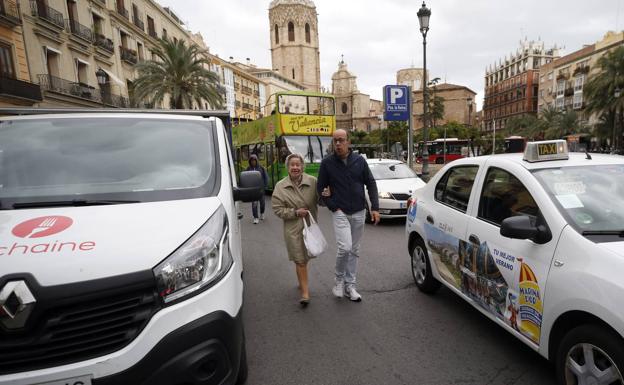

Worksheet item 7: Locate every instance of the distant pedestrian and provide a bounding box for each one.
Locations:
[272,153,324,307]
[317,129,380,302]
[246,154,268,224]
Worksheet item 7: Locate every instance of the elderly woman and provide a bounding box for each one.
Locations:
[272,153,323,307]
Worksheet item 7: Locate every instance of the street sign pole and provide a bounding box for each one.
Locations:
[407,85,413,169]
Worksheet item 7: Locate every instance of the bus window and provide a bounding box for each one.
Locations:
[278,94,308,115]
[252,143,265,161]
[268,144,274,165]
[308,96,336,116]
[276,136,291,163]
[240,145,249,162]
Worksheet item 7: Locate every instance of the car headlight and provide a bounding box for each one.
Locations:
[379,192,392,199]
[153,206,233,304]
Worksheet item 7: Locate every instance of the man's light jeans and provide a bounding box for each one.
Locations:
[332,209,366,288]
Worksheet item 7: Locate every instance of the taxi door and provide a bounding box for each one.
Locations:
[421,165,480,289]
[465,163,560,347]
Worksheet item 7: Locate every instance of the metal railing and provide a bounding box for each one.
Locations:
[115,2,128,19]
[30,0,64,29]
[119,46,137,64]
[94,34,114,53]
[0,76,42,101]
[38,74,101,102]
[132,15,144,30]
[148,28,157,38]
[0,0,21,25]
[67,19,93,42]
[241,86,252,95]
[102,92,129,108]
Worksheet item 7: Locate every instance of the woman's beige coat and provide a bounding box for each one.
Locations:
[271,173,319,263]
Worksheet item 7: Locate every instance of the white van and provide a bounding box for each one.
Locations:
[0,112,263,385]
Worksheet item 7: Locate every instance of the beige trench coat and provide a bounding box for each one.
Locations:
[271,173,319,264]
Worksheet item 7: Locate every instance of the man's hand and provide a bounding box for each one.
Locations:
[295,208,310,218]
[371,211,381,224]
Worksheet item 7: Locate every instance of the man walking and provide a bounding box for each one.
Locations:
[317,129,380,302]
[246,154,268,224]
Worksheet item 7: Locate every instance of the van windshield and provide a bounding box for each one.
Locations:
[0,117,218,208]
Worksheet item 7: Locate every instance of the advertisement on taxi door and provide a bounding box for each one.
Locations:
[424,223,543,344]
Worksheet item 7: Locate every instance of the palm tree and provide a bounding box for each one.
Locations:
[132,38,224,109]
[583,46,624,148]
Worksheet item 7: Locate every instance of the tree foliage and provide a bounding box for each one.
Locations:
[132,38,224,109]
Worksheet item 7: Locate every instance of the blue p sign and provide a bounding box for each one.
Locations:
[384,85,410,121]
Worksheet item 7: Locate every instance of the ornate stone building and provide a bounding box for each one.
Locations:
[397,67,427,92]
[269,0,320,92]
[331,59,383,132]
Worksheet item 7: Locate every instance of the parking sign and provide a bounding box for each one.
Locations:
[384,85,410,121]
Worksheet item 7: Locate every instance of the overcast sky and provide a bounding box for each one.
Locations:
[156,0,623,110]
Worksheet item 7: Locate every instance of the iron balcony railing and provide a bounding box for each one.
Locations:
[132,15,144,30]
[30,0,64,29]
[102,91,129,108]
[0,76,42,101]
[67,19,93,42]
[148,28,157,39]
[119,46,137,64]
[38,74,130,108]
[116,3,128,19]
[94,34,114,53]
[0,0,21,25]
[241,86,252,95]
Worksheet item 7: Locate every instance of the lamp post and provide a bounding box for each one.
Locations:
[614,87,621,153]
[96,68,107,86]
[417,1,431,180]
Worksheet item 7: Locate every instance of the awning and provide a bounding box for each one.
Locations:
[75,58,90,66]
[44,46,62,55]
[101,68,126,87]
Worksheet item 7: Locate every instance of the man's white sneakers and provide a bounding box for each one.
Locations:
[253,218,259,224]
[332,281,344,298]
[345,286,362,302]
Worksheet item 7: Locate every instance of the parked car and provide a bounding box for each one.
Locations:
[0,111,263,385]
[406,139,624,384]
[365,159,426,222]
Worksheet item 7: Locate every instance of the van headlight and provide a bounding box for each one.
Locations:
[153,207,233,304]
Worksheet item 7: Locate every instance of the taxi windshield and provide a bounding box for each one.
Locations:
[533,165,624,234]
[369,163,417,180]
[0,117,218,208]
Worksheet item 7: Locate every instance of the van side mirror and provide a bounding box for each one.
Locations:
[234,171,263,202]
[500,216,551,244]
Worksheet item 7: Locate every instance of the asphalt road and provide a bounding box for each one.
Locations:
[240,199,557,385]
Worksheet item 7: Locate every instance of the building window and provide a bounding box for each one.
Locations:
[45,48,60,78]
[0,42,15,79]
[574,75,585,92]
[305,23,311,43]
[275,24,279,44]
[74,59,88,84]
[162,28,167,40]
[556,80,565,97]
[341,102,348,114]
[292,68,295,79]
[147,15,156,37]
[288,21,294,42]
[137,42,144,61]
[573,93,583,109]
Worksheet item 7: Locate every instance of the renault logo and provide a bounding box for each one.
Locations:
[0,281,36,330]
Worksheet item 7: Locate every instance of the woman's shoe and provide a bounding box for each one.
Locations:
[299,297,310,308]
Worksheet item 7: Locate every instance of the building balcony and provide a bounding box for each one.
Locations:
[242,102,253,110]
[235,101,241,108]
[102,91,129,108]
[120,46,137,64]
[132,16,144,31]
[38,74,101,102]
[241,86,252,95]
[115,3,129,19]
[30,0,64,30]
[94,34,114,53]
[67,19,93,43]
[0,0,22,27]
[148,28,157,39]
[0,76,42,102]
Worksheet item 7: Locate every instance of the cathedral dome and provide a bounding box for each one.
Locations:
[269,0,315,9]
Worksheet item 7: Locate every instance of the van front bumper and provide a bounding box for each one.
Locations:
[95,309,244,385]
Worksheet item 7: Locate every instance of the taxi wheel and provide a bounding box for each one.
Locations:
[410,238,441,294]
[556,324,624,385]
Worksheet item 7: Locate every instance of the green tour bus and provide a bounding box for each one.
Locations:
[232,91,336,190]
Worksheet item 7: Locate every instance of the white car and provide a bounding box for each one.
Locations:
[0,111,263,385]
[406,140,624,384]
[365,159,426,221]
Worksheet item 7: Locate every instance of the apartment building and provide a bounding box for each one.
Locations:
[538,31,624,126]
[483,40,560,132]
[411,83,477,129]
[0,0,42,105]
[21,0,198,108]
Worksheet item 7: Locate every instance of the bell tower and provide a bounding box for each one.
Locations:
[269,0,321,92]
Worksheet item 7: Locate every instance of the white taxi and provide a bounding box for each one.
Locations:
[406,140,624,385]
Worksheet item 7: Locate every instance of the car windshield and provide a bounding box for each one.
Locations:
[281,135,333,163]
[0,116,218,208]
[533,165,624,233]
[369,163,418,180]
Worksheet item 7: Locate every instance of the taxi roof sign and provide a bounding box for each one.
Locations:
[523,140,569,163]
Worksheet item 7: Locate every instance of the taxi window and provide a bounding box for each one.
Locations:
[434,166,479,213]
[478,167,540,226]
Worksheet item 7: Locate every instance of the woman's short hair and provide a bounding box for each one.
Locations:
[285,153,305,168]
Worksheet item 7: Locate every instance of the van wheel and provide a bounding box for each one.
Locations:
[556,324,624,385]
[236,341,248,384]
[410,237,441,294]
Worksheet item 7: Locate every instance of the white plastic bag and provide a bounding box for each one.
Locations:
[302,212,327,257]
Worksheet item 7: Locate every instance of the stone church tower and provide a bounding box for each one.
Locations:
[269,0,321,92]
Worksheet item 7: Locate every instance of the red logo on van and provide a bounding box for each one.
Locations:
[12,216,73,238]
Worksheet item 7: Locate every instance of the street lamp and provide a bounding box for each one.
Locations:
[96,68,107,86]
[417,1,431,180]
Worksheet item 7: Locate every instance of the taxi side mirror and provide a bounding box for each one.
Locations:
[234,171,263,202]
[500,216,551,244]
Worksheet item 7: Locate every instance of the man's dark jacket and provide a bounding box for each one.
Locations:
[317,151,379,214]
